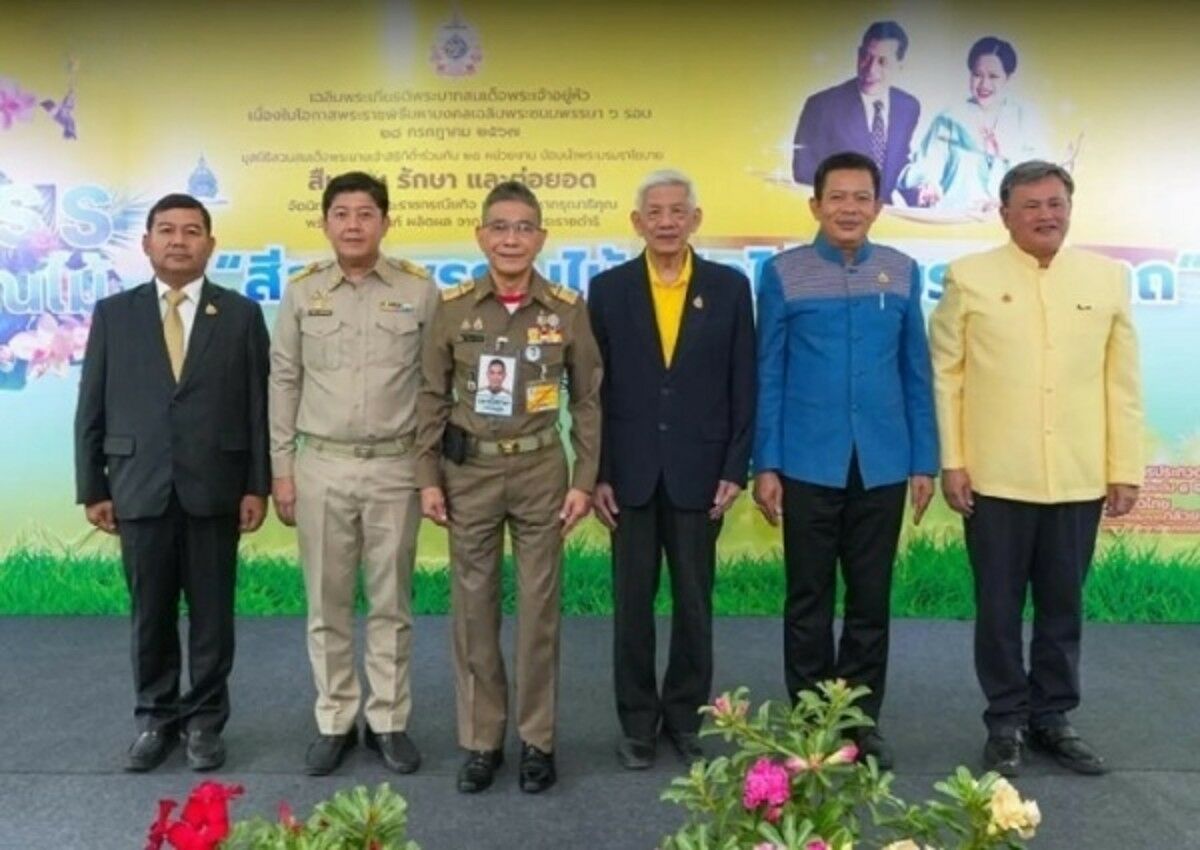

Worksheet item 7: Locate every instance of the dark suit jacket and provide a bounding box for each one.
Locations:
[74,280,271,520]
[588,253,755,511]
[791,78,920,200]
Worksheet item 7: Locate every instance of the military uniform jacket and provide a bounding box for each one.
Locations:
[415,271,602,491]
[269,256,439,478]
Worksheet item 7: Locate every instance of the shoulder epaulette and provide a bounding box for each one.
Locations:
[550,284,579,305]
[289,260,332,283]
[386,257,431,279]
[441,279,476,301]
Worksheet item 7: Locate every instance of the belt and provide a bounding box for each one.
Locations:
[470,426,560,457]
[303,432,415,459]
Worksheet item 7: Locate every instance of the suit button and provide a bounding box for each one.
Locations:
[658,423,669,432]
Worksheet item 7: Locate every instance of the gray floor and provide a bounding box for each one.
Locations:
[0,617,1197,849]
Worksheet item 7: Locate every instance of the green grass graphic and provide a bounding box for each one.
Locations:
[2,534,1197,622]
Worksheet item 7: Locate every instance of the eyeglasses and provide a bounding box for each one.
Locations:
[482,220,542,237]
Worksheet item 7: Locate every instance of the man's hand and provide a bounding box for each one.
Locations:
[752,471,783,527]
[1105,483,1140,518]
[559,487,592,537]
[941,468,974,517]
[239,494,267,533]
[909,475,935,526]
[593,483,620,530]
[272,477,297,527]
[710,480,742,521]
[421,486,449,527]
[84,500,118,534]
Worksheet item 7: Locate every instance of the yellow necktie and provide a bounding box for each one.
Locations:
[163,289,187,380]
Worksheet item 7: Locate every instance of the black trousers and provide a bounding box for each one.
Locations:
[781,457,906,720]
[964,493,1103,735]
[117,491,239,733]
[611,480,721,738]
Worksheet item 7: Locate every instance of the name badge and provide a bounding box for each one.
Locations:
[525,380,560,413]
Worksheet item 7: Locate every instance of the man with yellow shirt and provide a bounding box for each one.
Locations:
[930,160,1143,777]
[588,170,756,769]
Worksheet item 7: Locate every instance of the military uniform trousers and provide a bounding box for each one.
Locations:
[294,444,420,735]
[443,441,568,753]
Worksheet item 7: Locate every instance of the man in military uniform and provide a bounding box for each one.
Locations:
[416,180,602,794]
[270,171,438,776]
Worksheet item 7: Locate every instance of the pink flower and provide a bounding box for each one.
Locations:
[785,755,811,774]
[826,743,859,765]
[0,78,36,130]
[742,757,791,816]
[711,694,748,721]
[805,841,831,850]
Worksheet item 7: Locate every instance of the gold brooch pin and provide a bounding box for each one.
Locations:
[205,303,218,315]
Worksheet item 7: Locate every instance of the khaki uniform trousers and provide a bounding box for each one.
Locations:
[444,443,568,752]
[295,445,420,734]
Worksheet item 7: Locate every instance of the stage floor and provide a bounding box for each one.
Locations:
[1,616,1197,849]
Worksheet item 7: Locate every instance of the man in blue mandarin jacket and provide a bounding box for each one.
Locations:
[589,170,755,770]
[753,152,937,769]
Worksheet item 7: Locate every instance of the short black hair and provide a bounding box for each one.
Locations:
[860,20,909,61]
[146,193,211,234]
[813,152,881,200]
[322,171,389,217]
[999,160,1075,206]
[488,358,507,372]
[481,181,542,226]
[968,36,1018,76]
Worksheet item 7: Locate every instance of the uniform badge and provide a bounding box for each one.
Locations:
[307,291,333,316]
[525,380,559,413]
[1002,294,1013,303]
[466,380,477,392]
[692,295,704,310]
[380,300,413,312]
[472,317,484,331]
[546,314,560,328]
[461,318,471,330]
[204,303,218,315]
[527,327,543,345]
[524,345,542,363]
[877,272,890,285]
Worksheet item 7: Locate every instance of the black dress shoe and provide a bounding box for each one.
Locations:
[304,727,357,776]
[185,730,226,772]
[1029,724,1107,775]
[519,742,556,793]
[983,731,1024,777]
[857,729,894,771]
[664,729,705,763]
[457,749,503,793]
[364,727,421,774]
[616,736,655,770]
[126,730,177,772]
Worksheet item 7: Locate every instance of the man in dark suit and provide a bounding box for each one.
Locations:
[74,194,270,772]
[792,20,920,202]
[589,170,755,769]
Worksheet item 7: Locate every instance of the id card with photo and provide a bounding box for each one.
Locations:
[474,354,516,417]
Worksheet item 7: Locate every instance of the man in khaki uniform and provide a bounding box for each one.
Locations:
[270,171,438,776]
[416,180,602,794]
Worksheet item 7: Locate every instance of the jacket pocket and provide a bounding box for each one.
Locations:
[102,435,135,456]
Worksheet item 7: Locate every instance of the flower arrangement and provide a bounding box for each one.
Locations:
[145,782,420,850]
[661,681,1040,850]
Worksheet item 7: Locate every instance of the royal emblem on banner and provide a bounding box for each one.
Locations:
[430,8,482,77]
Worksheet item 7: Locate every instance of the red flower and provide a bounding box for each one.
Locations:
[144,782,243,850]
[145,800,177,850]
[279,801,302,834]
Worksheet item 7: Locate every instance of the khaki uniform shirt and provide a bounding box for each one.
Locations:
[930,242,1144,503]
[415,271,602,491]
[270,256,439,477]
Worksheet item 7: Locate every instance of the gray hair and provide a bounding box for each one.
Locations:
[635,169,698,210]
[999,160,1075,206]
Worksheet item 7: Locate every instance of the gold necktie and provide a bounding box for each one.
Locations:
[163,289,187,380]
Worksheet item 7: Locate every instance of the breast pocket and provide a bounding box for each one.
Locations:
[300,316,342,370]
[375,312,421,367]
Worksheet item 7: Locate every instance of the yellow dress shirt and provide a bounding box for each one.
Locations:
[646,248,693,366]
[929,242,1144,503]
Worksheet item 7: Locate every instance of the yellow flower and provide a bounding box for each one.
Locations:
[988,778,1041,839]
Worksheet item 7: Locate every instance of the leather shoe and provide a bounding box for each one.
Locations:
[457,749,503,793]
[304,727,357,776]
[856,729,894,771]
[519,742,556,793]
[126,729,177,772]
[364,727,421,774]
[983,731,1024,777]
[616,736,655,770]
[185,730,225,772]
[664,728,705,763]
[1029,724,1107,775]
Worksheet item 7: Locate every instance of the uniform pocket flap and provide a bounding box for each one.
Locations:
[102,435,135,456]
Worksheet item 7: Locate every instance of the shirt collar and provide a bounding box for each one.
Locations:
[155,277,204,302]
[474,270,557,310]
[330,257,390,290]
[813,232,873,266]
[1005,240,1062,270]
[645,247,693,289]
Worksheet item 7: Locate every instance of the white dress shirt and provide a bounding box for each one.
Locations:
[155,277,204,352]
